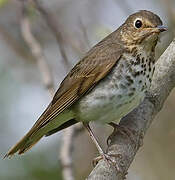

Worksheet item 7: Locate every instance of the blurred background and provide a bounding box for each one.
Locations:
[0,0,174,179]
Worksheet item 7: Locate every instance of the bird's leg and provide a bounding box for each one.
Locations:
[83,122,121,172]
[107,122,137,149]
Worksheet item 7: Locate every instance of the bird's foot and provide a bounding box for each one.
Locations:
[107,122,137,149]
[93,152,122,172]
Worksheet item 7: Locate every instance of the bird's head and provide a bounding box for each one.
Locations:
[119,10,167,51]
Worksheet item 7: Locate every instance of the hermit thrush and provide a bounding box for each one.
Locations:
[5,10,166,164]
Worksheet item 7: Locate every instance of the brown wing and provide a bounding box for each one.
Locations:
[29,41,123,134]
[5,39,123,157]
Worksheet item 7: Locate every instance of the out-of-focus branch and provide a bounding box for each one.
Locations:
[0,24,35,62]
[32,0,70,69]
[60,128,75,180]
[20,1,54,96]
[87,39,175,179]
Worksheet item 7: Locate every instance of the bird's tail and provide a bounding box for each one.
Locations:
[4,110,74,158]
[4,127,45,158]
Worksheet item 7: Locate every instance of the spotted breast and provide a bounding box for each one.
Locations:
[73,49,155,124]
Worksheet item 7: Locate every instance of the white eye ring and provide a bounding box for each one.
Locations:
[134,18,143,29]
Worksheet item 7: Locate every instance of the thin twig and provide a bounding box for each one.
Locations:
[20,1,54,97]
[60,127,75,180]
[33,0,70,69]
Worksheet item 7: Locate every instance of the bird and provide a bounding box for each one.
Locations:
[5,10,167,165]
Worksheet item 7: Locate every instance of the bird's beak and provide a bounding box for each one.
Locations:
[156,25,167,32]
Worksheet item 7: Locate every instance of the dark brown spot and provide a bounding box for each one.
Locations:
[134,61,140,65]
[128,92,134,97]
[131,60,135,65]
[147,75,149,78]
[139,80,142,84]
[136,54,140,58]
[141,57,144,64]
[137,58,141,64]
[153,67,155,72]
[126,82,131,86]
[126,75,134,84]
[148,64,151,68]
[141,85,145,91]
[130,87,136,91]
[135,55,141,65]
[132,47,137,57]
[133,53,137,58]
[148,61,151,67]
[133,71,140,77]
[149,67,152,72]
[140,70,143,74]
[149,78,152,83]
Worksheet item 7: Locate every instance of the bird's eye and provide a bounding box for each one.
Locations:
[134,19,143,28]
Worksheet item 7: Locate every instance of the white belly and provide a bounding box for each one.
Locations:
[73,52,154,124]
[74,84,145,123]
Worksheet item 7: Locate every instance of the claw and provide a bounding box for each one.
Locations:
[93,153,122,172]
[83,122,121,171]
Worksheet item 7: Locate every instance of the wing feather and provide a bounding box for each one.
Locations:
[5,32,124,157]
[31,42,123,134]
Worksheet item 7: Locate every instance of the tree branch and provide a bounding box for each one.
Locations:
[20,1,54,97]
[60,127,75,180]
[87,39,175,180]
[33,0,70,69]
[0,24,35,62]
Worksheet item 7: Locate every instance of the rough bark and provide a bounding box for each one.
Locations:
[87,38,175,180]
